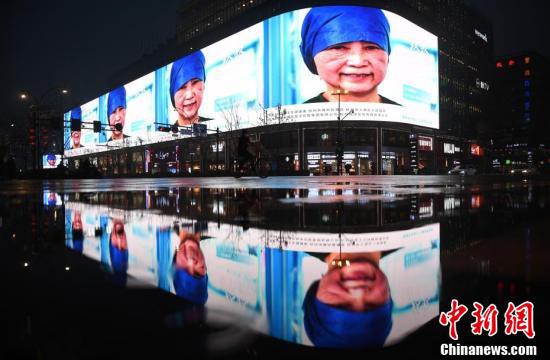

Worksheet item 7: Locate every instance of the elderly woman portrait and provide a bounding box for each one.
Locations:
[300,6,398,105]
[169,50,210,126]
[303,250,393,348]
[107,86,128,141]
[69,107,84,148]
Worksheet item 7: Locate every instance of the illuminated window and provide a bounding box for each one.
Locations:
[524,56,530,64]
[524,102,530,110]
[496,62,503,68]
[524,80,530,88]
[508,59,515,66]
[524,69,530,76]
[525,91,531,97]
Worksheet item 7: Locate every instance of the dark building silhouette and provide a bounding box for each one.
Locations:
[492,53,550,172]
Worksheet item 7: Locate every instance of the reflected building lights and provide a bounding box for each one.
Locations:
[54,185,549,349]
[62,189,443,349]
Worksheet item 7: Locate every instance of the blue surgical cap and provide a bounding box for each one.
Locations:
[300,6,391,74]
[169,50,205,107]
[173,269,208,305]
[303,281,393,348]
[107,86,126,117]
[70,107,82,120]
[109,243,128,274]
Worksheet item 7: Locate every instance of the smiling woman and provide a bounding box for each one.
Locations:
[169,50,208,126]
[107,86,128,141]
[300,6,399,104]
[62,2,440,161]
[303,250,393,348]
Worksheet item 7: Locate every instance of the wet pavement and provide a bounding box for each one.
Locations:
[1,176,549,359]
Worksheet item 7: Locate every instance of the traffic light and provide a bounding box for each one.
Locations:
[93,120,102,133]
[70,118,81,132]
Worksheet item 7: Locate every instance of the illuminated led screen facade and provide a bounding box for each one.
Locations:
[64,5,438,156]
[42,154,62,169]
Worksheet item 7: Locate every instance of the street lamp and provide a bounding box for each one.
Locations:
[330,89,354,175]
[20,87,69,170]
[330,201,350,268]
[276,104,287,124]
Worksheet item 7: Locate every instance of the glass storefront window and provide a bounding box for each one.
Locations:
[262,131,299,175]
[382,130,411,175]
[178,142,201,175]
[307,151,374,176]
[344,128,376,147]
[118,152,128,175]
[305,129,336,149]
[207,140,225,172]
[306,128,376,175]
[132,151,144,174]
[381,151,410,175]
[151,146,178,175]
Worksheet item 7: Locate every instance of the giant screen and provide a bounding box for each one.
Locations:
[64,5,438,155]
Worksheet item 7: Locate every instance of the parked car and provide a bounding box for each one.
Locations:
[448,166,477,175]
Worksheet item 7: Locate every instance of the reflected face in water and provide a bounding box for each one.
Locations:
[71,130,81,147]
[72,213,82,231]
[317,252,390,312]
[110,220,127,249]
[175,231,206,277]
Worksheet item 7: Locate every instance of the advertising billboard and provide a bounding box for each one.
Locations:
[64,5,438,156]
[42,154,61,168]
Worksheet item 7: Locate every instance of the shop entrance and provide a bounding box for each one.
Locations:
[307,152,374,175]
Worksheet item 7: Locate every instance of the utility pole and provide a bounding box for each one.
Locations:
[330,89,353,175]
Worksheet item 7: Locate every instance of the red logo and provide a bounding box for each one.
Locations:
[440,300,536,340]
[471,302,499,336]
[504,301,535,339]
[439,299,469,340]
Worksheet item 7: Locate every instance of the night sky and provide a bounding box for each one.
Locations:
[1,0,549,130]
[1,0,185,129]
[465,0,550,59]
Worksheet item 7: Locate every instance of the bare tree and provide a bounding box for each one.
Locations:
[255,103,275,127]
[220,97,242,133]
[255,103,293,127]
[220,97,243,167]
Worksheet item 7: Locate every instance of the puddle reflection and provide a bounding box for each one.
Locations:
[63,188,442,348]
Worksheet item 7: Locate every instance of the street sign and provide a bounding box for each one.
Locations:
[193,123,207,135]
